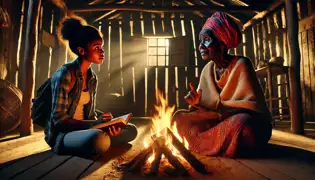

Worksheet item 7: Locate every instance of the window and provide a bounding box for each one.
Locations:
[147,38,169,66]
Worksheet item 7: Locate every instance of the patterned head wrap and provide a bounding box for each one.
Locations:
[200,12,242,49]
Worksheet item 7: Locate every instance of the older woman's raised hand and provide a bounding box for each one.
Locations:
[184,83,202,107]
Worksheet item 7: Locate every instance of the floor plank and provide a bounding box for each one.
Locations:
[1,125,315,179]
[41,156,95,180]
[0,139,50,165]
[189,155,254,180]
[0,132,44,154]
[0,150,54,180]
[218,157,267,180]
[254,157,315,180]
[271,130,315,152]
[12,155,72,180]
[266,140,315,178]
[237,159,294,180]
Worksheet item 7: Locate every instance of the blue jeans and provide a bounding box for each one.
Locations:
[58,124,138,156]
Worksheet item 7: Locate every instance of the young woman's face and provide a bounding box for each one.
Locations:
[85,39,104,64]
[198,29,223,61]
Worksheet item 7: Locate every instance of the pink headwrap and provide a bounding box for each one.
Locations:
[201,12,242,49]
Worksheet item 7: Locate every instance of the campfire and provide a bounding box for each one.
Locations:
[123,91,208,176]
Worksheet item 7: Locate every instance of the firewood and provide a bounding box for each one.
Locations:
[148,144,162,176]
[153,136,189,176]
[122,145,153,172]
[166,128,208,174]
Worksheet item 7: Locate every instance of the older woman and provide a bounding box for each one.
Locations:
[172,12,272,157]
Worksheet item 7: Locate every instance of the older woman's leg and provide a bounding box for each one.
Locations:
[237,113,272,157]
[173,111,272,157]
[172,109,220,138]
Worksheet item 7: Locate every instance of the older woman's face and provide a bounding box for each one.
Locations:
[198,29,223,61]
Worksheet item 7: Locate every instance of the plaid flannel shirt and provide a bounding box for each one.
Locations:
[45,59,98,152]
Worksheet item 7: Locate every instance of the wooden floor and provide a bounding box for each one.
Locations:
[1,119,315,180]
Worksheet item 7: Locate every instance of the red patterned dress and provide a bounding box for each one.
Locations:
[173,57,272,157]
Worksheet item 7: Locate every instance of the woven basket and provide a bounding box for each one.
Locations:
[0,79,22,136]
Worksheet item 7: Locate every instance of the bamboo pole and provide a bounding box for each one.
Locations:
[285,0,304,134]
[19,0,42,136]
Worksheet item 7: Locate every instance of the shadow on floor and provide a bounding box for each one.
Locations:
[0,150,54,180]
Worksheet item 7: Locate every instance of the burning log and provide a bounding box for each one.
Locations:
[153,136,189,176]
[149,144,162,176]
[123,128,209,177]
[165,128,208,174]
[122,144,153,172]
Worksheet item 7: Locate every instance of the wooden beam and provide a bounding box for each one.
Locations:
[94,10,117,22]
[298,12,315,33]
[88,0,114,5]
[19,0,42,136]
[107,11,122,20]
[183,0,205,18]
[242,0,284,31]
[70,4,263,13]
[285,0,304,134]
[208,0,225,7]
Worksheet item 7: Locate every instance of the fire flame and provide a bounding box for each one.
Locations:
[145,90,189,163]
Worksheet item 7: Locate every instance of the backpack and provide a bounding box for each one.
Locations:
[31,67,76,128]
[31,78,52,128]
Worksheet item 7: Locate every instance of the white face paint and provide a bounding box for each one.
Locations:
[198,29,229,67]
[200,34,215,48]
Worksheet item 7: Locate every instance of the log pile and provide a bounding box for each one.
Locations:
[122,128,208,177]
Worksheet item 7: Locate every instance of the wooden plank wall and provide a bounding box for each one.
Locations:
[245,1,315,122]
[0,0,64,96]
[0,0,24,88]
[92,10,210,117]
[35,3,53,91]
[298,0,315,123]
[247,5,290,121]
[4,1,313,120]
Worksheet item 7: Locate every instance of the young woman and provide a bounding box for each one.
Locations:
[172,12,272,157]
[45,16,137,156]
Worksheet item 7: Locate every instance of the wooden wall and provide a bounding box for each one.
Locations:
[244,0,315,122]
[0,0,23,87]
[94,12,209,117]
[2,0,315,120]
[298,0,315,123]
[0,0,65,93]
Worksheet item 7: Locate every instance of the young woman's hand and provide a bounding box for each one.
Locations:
[108,126,121,136]
[98,112,113,122]
[184,83,202,107]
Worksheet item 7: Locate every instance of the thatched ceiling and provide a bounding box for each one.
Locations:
[63,0,282,27]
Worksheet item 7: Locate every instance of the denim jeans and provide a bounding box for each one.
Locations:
[58,124,138,156]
